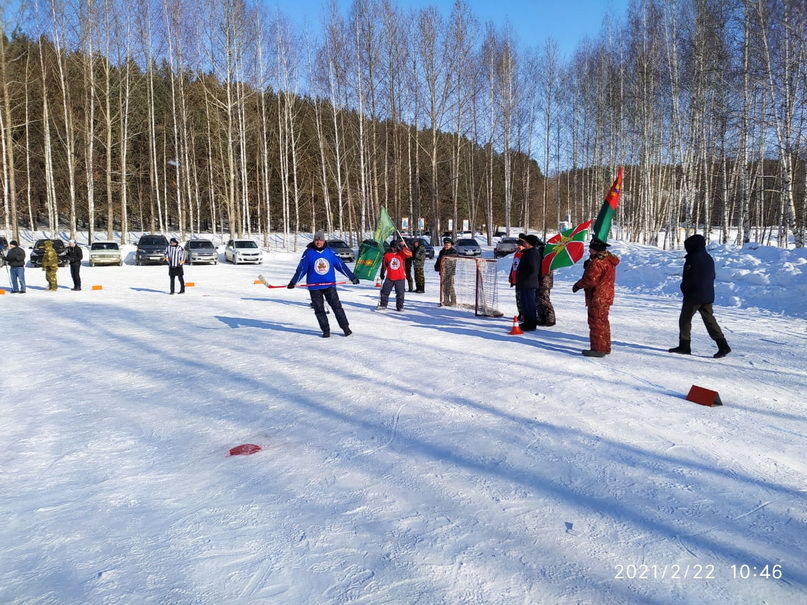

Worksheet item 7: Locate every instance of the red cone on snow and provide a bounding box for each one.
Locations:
[228,444,262,456]
[508,316,524,335]
[374,277,382,288]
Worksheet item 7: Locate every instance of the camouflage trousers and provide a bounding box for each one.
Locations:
[414,266,425,292]
[45,268,58,291]
[536,284,556,326]
[587,303,611,353]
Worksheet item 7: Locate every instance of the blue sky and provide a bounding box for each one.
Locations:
[266,0,630,59]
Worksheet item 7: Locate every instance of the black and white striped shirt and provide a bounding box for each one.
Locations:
[164,245,186,267]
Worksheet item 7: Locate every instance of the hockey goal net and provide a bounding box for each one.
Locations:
[438,256,503,317]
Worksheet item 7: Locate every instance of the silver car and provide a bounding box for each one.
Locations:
[494,237,520,258]
[89,241,123,266]
[326,239,355,263]
[185,239,218,265]
[455,238,482,257]
[225,239,263,264]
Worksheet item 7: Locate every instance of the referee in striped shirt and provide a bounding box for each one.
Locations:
[164,238,186,294]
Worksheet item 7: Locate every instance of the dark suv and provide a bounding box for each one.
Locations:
[135,234,169,265]
[30,239,69,267]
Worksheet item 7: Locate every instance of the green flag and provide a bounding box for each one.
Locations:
[592,167,623,242]
[374,206,396,244]
[354,207,396,280]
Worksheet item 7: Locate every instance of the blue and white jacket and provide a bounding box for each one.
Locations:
[290,244,356,290]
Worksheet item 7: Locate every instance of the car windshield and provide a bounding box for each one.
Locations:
[91,242,119,250]
[35,239,64,250]
[457,239,478,246]
[139,236,167,246]
[328,240,349,248]
[500,238,519,244]
[234,241,258,249]
[188,240,214,249]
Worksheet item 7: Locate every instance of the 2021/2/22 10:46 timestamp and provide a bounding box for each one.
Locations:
[731,564,782,579]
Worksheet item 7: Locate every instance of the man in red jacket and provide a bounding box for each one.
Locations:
[377,239,413,311]
[572,238,620,357]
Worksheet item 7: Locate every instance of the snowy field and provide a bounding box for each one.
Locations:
[1,236,805,604]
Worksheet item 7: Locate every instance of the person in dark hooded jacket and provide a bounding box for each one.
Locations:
[668,234,731,358]
[516,234,541,331]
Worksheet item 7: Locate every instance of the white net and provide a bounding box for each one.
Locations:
[439,256,502,317]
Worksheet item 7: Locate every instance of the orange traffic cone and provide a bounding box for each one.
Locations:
[375,277,382,288]
[508,316,524,335]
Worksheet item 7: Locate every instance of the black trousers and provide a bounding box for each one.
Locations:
[678,302,724,341]
[70,263,81,289]
[309,287,349,334]
[520,287,538,326]
[169,266,185,293]
[380,278,406,310]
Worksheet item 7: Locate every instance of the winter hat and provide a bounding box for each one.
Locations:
[10,240,18,246]
[523,234,540,247]
[314,230,326,241]
[589,237,609,251]
[443,237,453,245]
[170,237,178,244]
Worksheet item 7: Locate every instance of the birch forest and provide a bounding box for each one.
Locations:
[0,0,805,249]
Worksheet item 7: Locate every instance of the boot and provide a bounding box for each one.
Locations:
[668,339,691,355]
[713,338,731,358]
[581,350,606,357]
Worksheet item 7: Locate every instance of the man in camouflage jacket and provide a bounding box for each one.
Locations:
[412,239,427,293]
[41,240,59,291]
[572,238,620,357]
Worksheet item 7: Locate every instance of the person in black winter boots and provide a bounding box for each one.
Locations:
[66,240,83,290]
[164,238,186,294]
[669,234,731,358]
[516,235,541,331]
[5,240,26,292]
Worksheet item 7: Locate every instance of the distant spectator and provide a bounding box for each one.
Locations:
[434,238,458,306]
[41,240,59,291]
[377,240,413,311]
[66,240,83,291]
[509,236,526,321]
[412,239,427,293]
[5,240,26,293]
[535,238,556,326]
[668,234,731,358]
[516,235,541,331]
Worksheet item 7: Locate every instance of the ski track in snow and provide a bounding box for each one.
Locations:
[1,239,806,604]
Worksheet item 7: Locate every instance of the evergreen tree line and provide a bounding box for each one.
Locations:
[0,0,804,250]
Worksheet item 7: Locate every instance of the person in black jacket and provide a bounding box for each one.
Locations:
[668,234,731,358]
[5,240,26,293]
[434,238,459,305]
[516,234,541,331]
[66,240,83,291]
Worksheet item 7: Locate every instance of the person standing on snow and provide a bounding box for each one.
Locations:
[377,239,413,311]
[288,230,359,337]
[41,240,59,291]
[434,238,458,306]
[509,237,526,321]
[5,240,26,293]
[515,234,541,331]
[66,240,83,291]
[535,238,556,327]
[572,238,620,357]
[164,237,186,294]
[411,239,427,293]
[668,233,731,358]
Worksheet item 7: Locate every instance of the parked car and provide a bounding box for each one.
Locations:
[184,239,218,265]
[455,238,482,257]
[225,239,263,264]
[89,241,123,266]
[494,237,520,258]
[326,239,355,263]
[404,237,435,259]
[362,238,390,253]
[30,239,69,267]
[135,234,169,265]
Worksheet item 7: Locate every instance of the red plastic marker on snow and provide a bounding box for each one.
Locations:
[228,444,262,456]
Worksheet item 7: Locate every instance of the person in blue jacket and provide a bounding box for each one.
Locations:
[288,231,360,337]
[668,233,731,358]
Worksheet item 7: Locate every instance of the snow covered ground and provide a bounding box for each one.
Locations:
[1,235,805,604]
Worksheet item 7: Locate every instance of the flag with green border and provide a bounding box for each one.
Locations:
[592,166,623,242]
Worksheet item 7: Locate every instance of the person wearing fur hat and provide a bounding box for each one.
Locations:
[288,231,359,337]
[668,233,731,358]
[377,239,413,311]
[572,238,620,357]
[516,234,542,330]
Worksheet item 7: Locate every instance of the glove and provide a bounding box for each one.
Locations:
[351,277,360,285]
[287,282,295,289]
[572,284,580,293]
